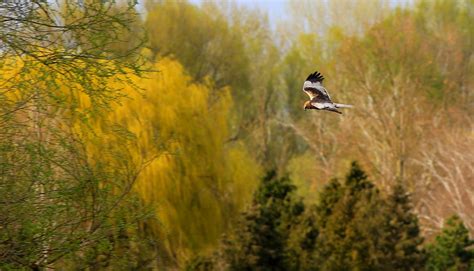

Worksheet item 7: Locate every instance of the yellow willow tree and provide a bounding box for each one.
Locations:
[91,58,261,267]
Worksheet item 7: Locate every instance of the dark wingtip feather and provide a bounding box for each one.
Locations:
[306,71,324,83]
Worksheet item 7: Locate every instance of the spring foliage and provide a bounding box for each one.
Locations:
[189,162,429,271]
[1,0,473,269]
[102,59,260,264]
[426,215,474,271]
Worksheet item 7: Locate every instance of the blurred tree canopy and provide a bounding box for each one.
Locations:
[0,0,146,269]
[1,0,472,269]
[188,162,433,271]
[106,59,261,266]
[426,215,474,271]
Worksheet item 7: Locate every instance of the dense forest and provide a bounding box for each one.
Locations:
[0,0,472,270]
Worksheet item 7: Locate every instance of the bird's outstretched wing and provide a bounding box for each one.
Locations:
[302,71,332,103]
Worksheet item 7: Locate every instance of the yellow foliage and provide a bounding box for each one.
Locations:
[95,58,261,264]
[2,53,260,265]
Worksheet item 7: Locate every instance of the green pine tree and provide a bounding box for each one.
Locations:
[221,170,305,271]
[286,205,320,271]
[315,161,380,270]
[315,178,344,228]
[426,215,474,271]
[314,162,425,270]
[374,183,426,270]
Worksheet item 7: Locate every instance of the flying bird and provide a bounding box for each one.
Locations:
[302,71,352,114]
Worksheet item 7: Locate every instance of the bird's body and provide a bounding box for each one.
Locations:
[302,71,352,114]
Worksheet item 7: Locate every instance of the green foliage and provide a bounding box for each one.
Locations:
[426,215,474,271]
[315,178,343,228]
[2,0,473,269]
[286,206,319,271]
[219,170,305,271]
[0,126,144,269]
[314,162,381,270]
[193,163,430,271]
[0,1,146,269]
[0,1,146,116]
[144,0,249,91]
[382,183,426,270]
[185,255,217,271]
[312,162,425,270]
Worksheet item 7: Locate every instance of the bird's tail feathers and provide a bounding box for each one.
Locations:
[334,103,353,109]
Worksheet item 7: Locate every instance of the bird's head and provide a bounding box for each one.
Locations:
[303,101,312,110]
